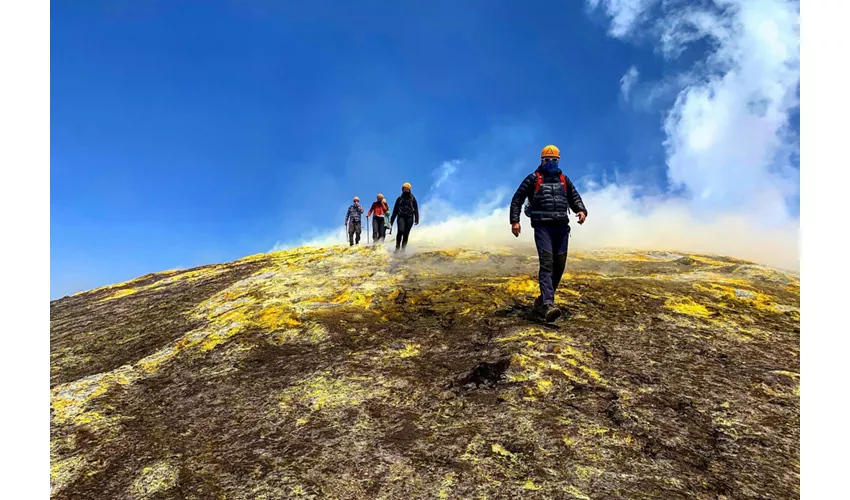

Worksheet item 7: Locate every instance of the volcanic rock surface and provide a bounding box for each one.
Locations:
[50,246,800,499]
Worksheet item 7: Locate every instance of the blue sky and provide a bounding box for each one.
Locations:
[51,0,800,298]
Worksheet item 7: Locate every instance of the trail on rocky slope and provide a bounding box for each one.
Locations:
[50,246,800,499]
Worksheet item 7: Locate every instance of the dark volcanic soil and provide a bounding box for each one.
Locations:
[50,246,800,499]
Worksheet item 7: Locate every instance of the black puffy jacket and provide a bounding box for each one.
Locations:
[509,166,587,227]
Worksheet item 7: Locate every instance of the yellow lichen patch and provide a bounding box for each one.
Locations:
[93,266,233,302]
[665,297,712,317]
[572,464,604,484]
[564,485,592,500]
[522,479,543,490]
[503,277,539,296]
[577,365,604,382]
[581,250,660,262]
[498,327,571,344]
[131,461,178,498]
[559,423,636,458]
[760,370,800,398]
[50,455,89,496]
[331,289,373,308]
[398,343,421,358]
[72,272,156,297]
[438,472,457,499]
[269,323,329,346]
[172,266,228,283]
[98,288,138,302]
[51,365,137,428]
[136,341,188,374]
[536,378,554,395]
[506,354,541,383]
[460,435,486,464]
[426,248,493,262]
[491,443,518,461]
[693,281,791,314]
[690,255,734,266]
[580,424,610,437]
[278,372,390,414]
[254,304,302,330]
[501,328,606,389]
[235,251,276,263]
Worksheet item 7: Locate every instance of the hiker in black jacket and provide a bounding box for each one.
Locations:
[510,145,588,322]
[344,196,364,246]
[390,183,419,252]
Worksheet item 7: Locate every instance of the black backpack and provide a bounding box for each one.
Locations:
[524,172,567,217]
[398,195,416,216]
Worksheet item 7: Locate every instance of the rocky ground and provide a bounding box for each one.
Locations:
[50,246,800,499]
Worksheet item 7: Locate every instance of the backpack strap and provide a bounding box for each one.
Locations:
[534,172,568,193]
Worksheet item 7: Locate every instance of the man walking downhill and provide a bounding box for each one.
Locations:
[366,194,390,243]
[390,183,419,253]
[345,196,364,246]
[510,145,588,322]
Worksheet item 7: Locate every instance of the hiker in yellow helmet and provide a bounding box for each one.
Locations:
[344,196,364,246]
[366,193,390,243]
[390,182,419,253]
[509,144,588,322]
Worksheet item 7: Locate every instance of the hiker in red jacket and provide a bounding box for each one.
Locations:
[367,194,390,243]
[510,145,588,322]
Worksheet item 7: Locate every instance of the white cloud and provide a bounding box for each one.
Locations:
[620,65,640,100]
[432,160,461,190]
[591,0,800,219]
[587,0,660,38]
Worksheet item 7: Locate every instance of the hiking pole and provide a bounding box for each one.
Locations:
[367,216,371,245]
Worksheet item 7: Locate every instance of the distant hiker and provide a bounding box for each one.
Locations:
[510,144,588,322]
[367,194,391,243]
[390,183,419,253]
[345,196,364,246]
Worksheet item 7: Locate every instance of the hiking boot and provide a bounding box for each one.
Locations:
[544,305,562,323]
[531,297,547,318]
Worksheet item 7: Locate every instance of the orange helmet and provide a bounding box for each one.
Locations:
[540,144,560,159]
[353,196,360,202]
[377,193,384,200]
[402,182,412,190]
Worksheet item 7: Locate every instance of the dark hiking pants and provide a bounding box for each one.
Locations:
[534,224,570,305]
[396,215,414,250]
[372,215,387,243]
[348,221,361,245]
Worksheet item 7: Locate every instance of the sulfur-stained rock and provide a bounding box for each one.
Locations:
[50,246,799,499]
